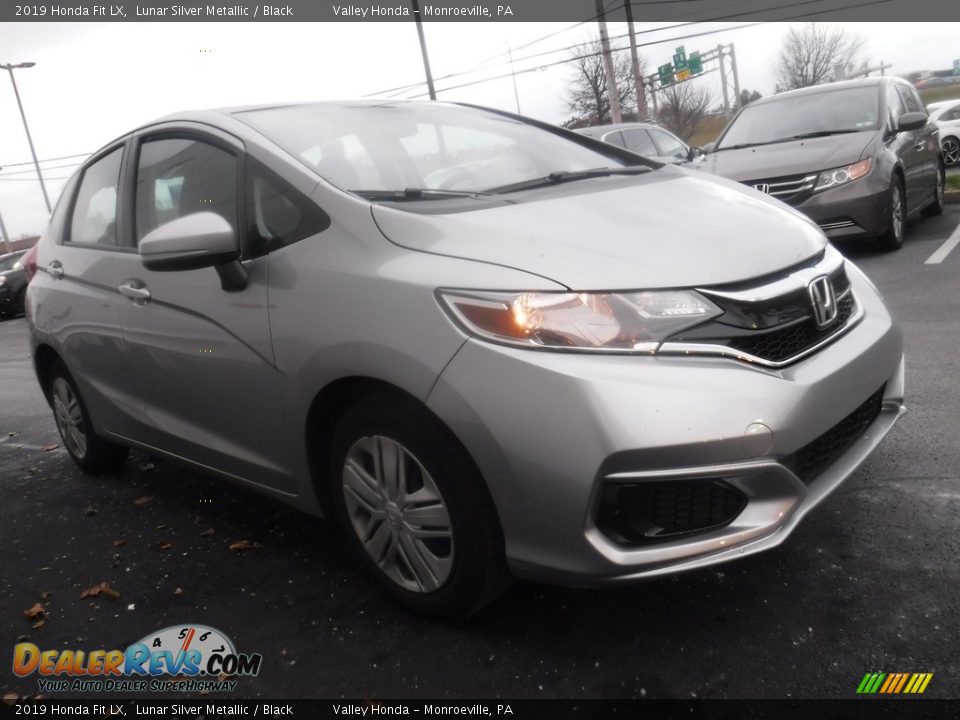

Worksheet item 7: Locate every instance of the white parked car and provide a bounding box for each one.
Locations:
[927,99,960,166]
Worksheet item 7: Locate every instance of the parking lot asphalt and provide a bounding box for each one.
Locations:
[2,207,959,701]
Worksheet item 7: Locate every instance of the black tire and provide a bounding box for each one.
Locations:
[48,360,129,474]
[16,287,27,316]
[878,177,906,252]
[922,164,945,217]
[329,393,511,618]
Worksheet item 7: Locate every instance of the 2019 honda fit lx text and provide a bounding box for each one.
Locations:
[26,102,905,616]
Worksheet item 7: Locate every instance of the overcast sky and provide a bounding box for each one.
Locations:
[0,21,957,237]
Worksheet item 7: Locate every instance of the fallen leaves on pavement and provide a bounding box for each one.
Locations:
[80,582,121,600]
[133,496,154,506]
[200,528,215,537]
[23,604,45,621]
[113,539,127,547]
[228,540,259,552]
[41,444,59,452]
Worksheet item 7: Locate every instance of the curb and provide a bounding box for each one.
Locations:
[945,190,960,204]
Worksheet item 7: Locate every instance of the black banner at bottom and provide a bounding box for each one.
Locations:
[1,699,959,720]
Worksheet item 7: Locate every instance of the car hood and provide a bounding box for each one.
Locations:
[371,167,826,290]
[698,131,877,182]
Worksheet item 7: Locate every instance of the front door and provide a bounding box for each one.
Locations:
[114,129,295,492]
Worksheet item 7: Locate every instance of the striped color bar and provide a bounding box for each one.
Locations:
[857,672,933,694]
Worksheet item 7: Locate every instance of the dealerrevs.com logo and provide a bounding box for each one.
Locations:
[12,624,262,693]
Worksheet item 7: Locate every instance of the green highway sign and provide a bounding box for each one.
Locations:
[672,46,688,72]
[689,52,703,75]
[658,63,674,86]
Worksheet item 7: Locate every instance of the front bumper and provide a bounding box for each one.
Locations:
[794,172,890,239]
[426,265,904,585]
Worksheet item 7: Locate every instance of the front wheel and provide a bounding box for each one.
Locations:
[48,361,129,474]
[329,394,510,617]
[878,177,906,252]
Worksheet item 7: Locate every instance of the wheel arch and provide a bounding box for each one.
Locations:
[33,343,63,407]
[303,375,495,519]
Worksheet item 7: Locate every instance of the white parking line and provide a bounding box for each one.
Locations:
[925,219,960,264]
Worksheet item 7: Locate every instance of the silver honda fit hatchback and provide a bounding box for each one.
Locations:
[26,101,905,616]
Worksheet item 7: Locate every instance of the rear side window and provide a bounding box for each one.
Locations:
[620,128,657,156]
[246,159,330,255]
[135,137,238,243]
[69,148,123,245]
[943,106,960,121]
[601,131,626,149]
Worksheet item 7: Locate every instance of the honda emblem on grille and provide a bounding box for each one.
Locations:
[808,275,838,328]
[753,183,771,194]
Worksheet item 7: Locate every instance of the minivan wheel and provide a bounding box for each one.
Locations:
[48,362,129,474]
[329,394,511,617]
[878,177,905,251]
[922,164,945,217]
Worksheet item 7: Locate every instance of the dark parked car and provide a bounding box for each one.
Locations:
[0,249,28,318]
[577,122,700,164]
[699,77,944,251]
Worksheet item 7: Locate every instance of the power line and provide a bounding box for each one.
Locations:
[0,152,90,168]
[0,161,83,177]
[404,0,891,99]
[0,176,70,182]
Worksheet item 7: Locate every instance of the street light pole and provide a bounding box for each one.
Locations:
[2,62,51,213]
[0,168,11,253]
[409,1,436,100]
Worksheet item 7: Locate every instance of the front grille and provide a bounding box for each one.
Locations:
[781,386,885,484]
[596,479,747,544]
[726,292,855,363]
[743,173,818,206]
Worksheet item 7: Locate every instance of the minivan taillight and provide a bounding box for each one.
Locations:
[23,243,38,282]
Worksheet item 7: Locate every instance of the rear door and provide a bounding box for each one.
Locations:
[113,124,295,492]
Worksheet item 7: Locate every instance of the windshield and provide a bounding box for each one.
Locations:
[237,103,635,195]
[717,86,881,149]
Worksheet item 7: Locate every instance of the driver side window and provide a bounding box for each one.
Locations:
[69,148,123,246]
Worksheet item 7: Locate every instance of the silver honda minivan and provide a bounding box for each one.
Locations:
[26,101,905,616]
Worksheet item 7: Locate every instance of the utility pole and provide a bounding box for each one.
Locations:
[2,62,51,213]
[729,43,741,111]
[507,45,521,114]
[0,203,11,254]
[717,44,730,115]
[623,1,646,120]
[595,0,622,124]
[410,0,436,100]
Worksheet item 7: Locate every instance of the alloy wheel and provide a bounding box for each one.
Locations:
[52,377,87,459]
[943,137,960,166]
[891,185,904,241]
[342,435,454,593]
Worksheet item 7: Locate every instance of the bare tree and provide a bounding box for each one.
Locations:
[775,23,866,91]
[657,81,712,141]
[564,38,637,128]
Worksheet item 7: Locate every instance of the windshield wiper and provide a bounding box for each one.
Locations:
[482,165,652,194]
[352,188,495,201]
[786,130,863,139]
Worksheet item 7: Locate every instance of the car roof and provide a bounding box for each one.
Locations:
[748,76,910,107]
[927,98,960,110]
[576,122,666,137]
[0,250,26,261]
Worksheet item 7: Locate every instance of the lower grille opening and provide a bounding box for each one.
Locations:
[596,479,747,545]
[781,385,885,484]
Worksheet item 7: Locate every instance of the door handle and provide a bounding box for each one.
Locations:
[43,261,64,279]
[118,281,151,302]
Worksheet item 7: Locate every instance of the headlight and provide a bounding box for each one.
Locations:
[0,276,6,286]
[814,158,872,193]
[438,289,722,352]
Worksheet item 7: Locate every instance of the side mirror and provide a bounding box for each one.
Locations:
[898,112,927,132]
[140,212,247,291]
[687,145,704,161]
